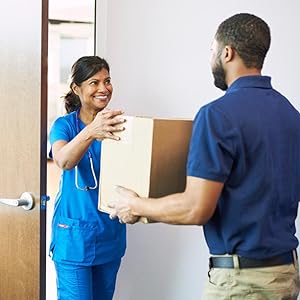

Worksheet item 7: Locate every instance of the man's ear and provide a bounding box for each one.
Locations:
[224,45,234,63]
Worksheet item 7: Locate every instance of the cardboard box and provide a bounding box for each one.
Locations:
[98,116,193,221]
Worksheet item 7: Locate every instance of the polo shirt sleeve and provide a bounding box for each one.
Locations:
[187,105,237,182]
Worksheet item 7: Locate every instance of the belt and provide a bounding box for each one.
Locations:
[209,251,296,269]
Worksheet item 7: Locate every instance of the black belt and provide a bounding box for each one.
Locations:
[209,251,296,269]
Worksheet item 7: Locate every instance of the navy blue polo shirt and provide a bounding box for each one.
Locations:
[187,75,300,259]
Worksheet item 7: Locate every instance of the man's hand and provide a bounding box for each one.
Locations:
[108,185,140,224]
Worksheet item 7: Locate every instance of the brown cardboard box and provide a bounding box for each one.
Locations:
[98,116,193,221]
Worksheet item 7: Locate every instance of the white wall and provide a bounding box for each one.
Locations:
[96,1,300,299]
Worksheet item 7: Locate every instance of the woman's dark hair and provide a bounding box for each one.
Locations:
[215,13,271,69]
[63,56,110,113]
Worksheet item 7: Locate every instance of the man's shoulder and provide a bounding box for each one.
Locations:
[200,94,231,114]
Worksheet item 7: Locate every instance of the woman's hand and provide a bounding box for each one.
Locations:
[88,109,126,141]
[51,109,125,170]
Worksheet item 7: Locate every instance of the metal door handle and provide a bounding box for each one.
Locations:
[0,192,34,210]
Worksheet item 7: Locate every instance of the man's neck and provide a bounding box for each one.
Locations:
[226,67,262,88]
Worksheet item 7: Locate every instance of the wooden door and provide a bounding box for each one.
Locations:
[0,0,48,299]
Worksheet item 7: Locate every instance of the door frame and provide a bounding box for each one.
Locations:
[40,0,48,298]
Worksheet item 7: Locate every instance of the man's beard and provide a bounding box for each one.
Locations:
[212,60,228,91]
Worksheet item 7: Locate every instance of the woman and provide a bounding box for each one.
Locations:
[49,56,126,300]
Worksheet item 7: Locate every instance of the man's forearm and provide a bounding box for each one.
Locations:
[130,193,206,225]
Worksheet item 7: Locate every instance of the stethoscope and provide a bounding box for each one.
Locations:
[74,109,98,191]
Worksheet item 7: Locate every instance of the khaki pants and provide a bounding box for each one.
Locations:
[203,257,300,300]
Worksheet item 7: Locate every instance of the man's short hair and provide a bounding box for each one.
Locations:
[215,13,271,69]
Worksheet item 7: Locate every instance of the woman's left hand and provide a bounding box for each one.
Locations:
[88,109,126,141]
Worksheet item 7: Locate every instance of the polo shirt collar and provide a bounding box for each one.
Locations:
[226,75,272,94]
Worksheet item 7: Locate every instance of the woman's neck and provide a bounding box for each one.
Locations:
[78,108,98,125]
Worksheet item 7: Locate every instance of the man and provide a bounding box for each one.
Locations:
[108,13,300,299]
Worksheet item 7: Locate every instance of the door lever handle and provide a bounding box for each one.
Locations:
[0,192,34,210]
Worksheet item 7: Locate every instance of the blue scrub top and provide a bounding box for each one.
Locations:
[49,111,126,266]
[187,76,300,259]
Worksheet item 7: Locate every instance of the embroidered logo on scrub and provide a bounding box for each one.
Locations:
[58,223,69,229]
